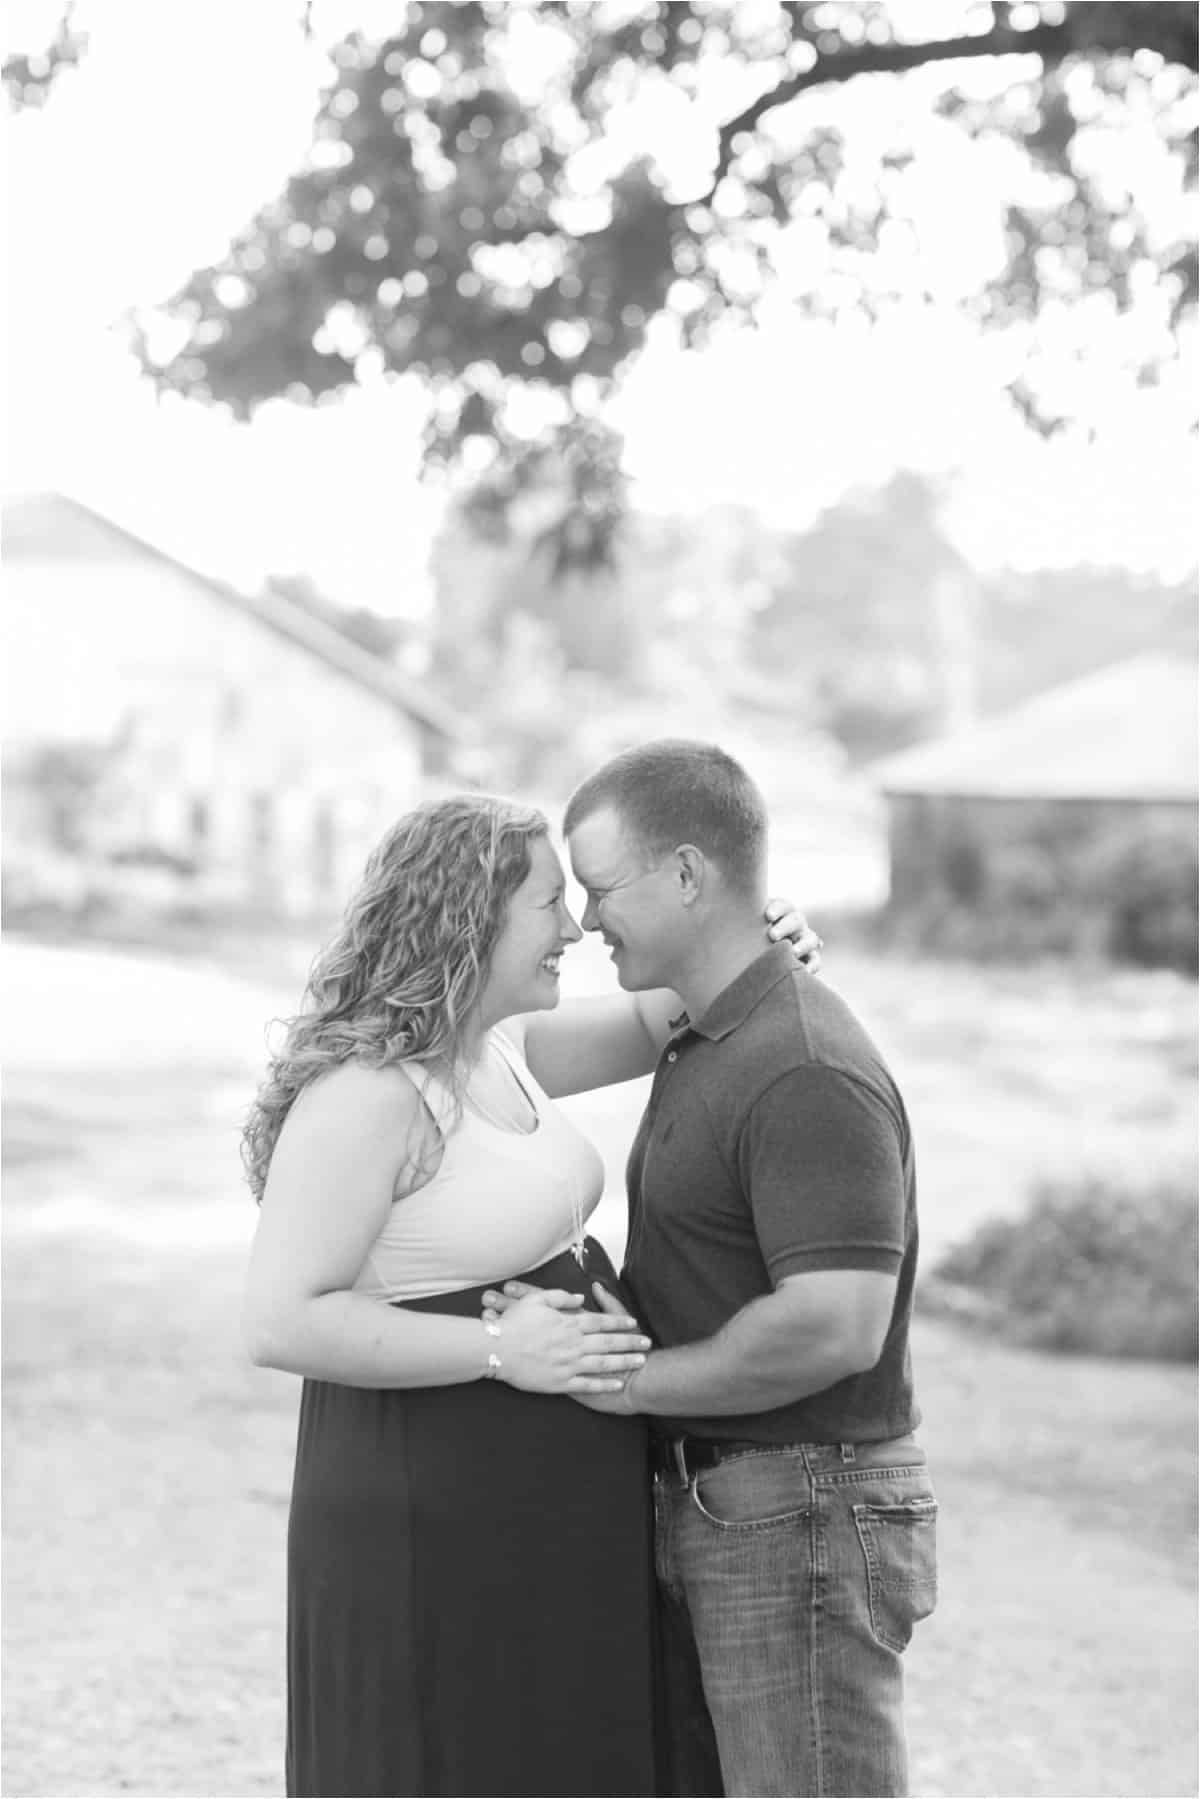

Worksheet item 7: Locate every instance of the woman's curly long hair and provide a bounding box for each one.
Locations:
[242,793,549,1202]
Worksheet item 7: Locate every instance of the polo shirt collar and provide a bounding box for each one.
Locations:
[677,942,798,1042]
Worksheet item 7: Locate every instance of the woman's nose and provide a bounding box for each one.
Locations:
[561,905,584,944]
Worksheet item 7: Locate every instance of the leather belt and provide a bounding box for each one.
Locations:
[650,1433,766,1485]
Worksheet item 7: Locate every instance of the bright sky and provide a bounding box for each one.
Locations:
[3,0,1197,617]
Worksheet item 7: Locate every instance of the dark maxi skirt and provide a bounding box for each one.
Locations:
[286,1241,661,1798]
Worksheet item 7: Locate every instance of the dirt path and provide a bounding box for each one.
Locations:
[4,1230,1193,1799]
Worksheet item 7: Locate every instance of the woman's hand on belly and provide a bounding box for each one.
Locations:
[481,1288,652,1395]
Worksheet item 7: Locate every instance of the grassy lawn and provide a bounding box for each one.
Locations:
[2,936,1196,1798]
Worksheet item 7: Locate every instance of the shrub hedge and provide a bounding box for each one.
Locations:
[927,1175,1198,1361]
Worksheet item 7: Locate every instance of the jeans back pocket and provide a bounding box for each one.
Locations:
[853,1496,938,1652]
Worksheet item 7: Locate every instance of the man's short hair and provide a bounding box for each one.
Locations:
[563,739,767,894]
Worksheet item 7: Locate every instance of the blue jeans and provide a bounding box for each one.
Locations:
[653,1435,938,1797]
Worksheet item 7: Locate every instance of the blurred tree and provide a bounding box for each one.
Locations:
[750,472,1199,755]
[429,485,776,697]
[427,491,799,789]
[428,476,641,703]
[118,0,1197,563]
[749,472,968,756]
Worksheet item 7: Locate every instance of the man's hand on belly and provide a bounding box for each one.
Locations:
[579,1271,896,1417]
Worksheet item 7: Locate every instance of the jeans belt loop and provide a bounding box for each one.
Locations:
[840,1442,856,1464]
[672,1436,690,1490]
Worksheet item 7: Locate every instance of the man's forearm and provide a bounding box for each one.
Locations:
[628,1290,863,1418]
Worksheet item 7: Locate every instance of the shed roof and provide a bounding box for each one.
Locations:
[2,491,461,740]
[874,655,1197,802]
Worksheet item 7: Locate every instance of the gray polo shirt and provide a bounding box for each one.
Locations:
[622,943,920,1446]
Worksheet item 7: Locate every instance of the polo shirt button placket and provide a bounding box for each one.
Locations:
[666,1050,678,1064]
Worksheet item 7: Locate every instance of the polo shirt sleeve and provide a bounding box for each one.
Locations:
[736,1065,906,1281]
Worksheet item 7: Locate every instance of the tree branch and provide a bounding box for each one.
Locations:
[705,19,1076,199]
[2,0,87,110]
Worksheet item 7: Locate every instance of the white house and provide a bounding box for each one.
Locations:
[2,491,462,912]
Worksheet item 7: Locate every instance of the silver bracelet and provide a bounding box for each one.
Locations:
[482,1315,502,1379]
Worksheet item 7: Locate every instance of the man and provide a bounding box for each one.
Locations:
[563,739,936,1799]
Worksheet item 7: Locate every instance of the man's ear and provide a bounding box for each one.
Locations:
[674,844,705,906]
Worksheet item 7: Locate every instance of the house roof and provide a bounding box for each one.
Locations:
[874,654,1197,802]
[1,491,462,741]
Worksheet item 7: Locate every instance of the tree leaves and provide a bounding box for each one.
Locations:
[3,3,87,110]
[121,0,1199,561]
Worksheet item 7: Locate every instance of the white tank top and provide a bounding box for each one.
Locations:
[352,1029,606,1302]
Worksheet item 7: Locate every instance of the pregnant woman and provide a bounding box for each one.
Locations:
[242,791,817,1797]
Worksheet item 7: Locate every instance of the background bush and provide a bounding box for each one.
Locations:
[886,816,1198,975]
[1086,818,1199,974]
[926,1175,1198,1361]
